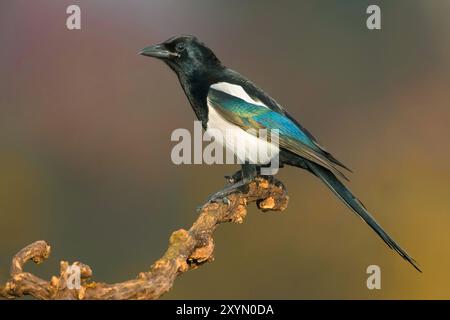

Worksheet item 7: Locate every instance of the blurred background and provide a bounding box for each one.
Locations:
[0,0,449,299]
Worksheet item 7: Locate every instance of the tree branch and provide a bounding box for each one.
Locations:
[0,177,288,300]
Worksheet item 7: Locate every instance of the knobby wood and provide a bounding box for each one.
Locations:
[0,177,288,300]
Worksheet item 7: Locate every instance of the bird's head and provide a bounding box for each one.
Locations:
[139,35,222,77]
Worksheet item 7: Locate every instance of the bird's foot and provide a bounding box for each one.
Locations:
[211,163,261,203]
[259,174,286,190]
[224,169,243,184]
[224,166,267,184]
[206,178,253,204]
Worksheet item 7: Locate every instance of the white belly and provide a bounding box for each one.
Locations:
[206,104,279,165]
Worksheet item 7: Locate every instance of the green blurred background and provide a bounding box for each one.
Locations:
[1,0,449,299]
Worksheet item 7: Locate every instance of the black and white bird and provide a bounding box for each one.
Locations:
[139,35,421,272]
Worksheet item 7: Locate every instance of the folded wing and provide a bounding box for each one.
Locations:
[207,85,350,180]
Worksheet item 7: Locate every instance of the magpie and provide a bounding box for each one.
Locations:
[139,35,421,272]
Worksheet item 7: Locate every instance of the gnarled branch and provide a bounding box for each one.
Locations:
[0,177,288,300]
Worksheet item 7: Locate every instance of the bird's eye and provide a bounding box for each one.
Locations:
[175,42,186,53]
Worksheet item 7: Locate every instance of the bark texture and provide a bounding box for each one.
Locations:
[0,177,288,300]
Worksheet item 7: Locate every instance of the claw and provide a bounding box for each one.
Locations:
[211,164,260,203]
[224,169,243,184]
[206,179,251,203]
[224,175,235,184]
[222,197,231,206]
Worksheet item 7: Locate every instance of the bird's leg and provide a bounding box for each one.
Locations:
[207,163,259,203]
[224,169,243,184]
[258,162,285,185]
[241,162,258,181]
[225,162,268,183]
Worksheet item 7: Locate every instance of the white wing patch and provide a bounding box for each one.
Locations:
[206,100,279,165]
[210,82,267,108]
[206,82,278,165]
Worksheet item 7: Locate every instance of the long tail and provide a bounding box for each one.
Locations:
[306,160,421,272]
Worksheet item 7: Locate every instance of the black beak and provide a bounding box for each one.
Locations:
[138,44,179,59]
